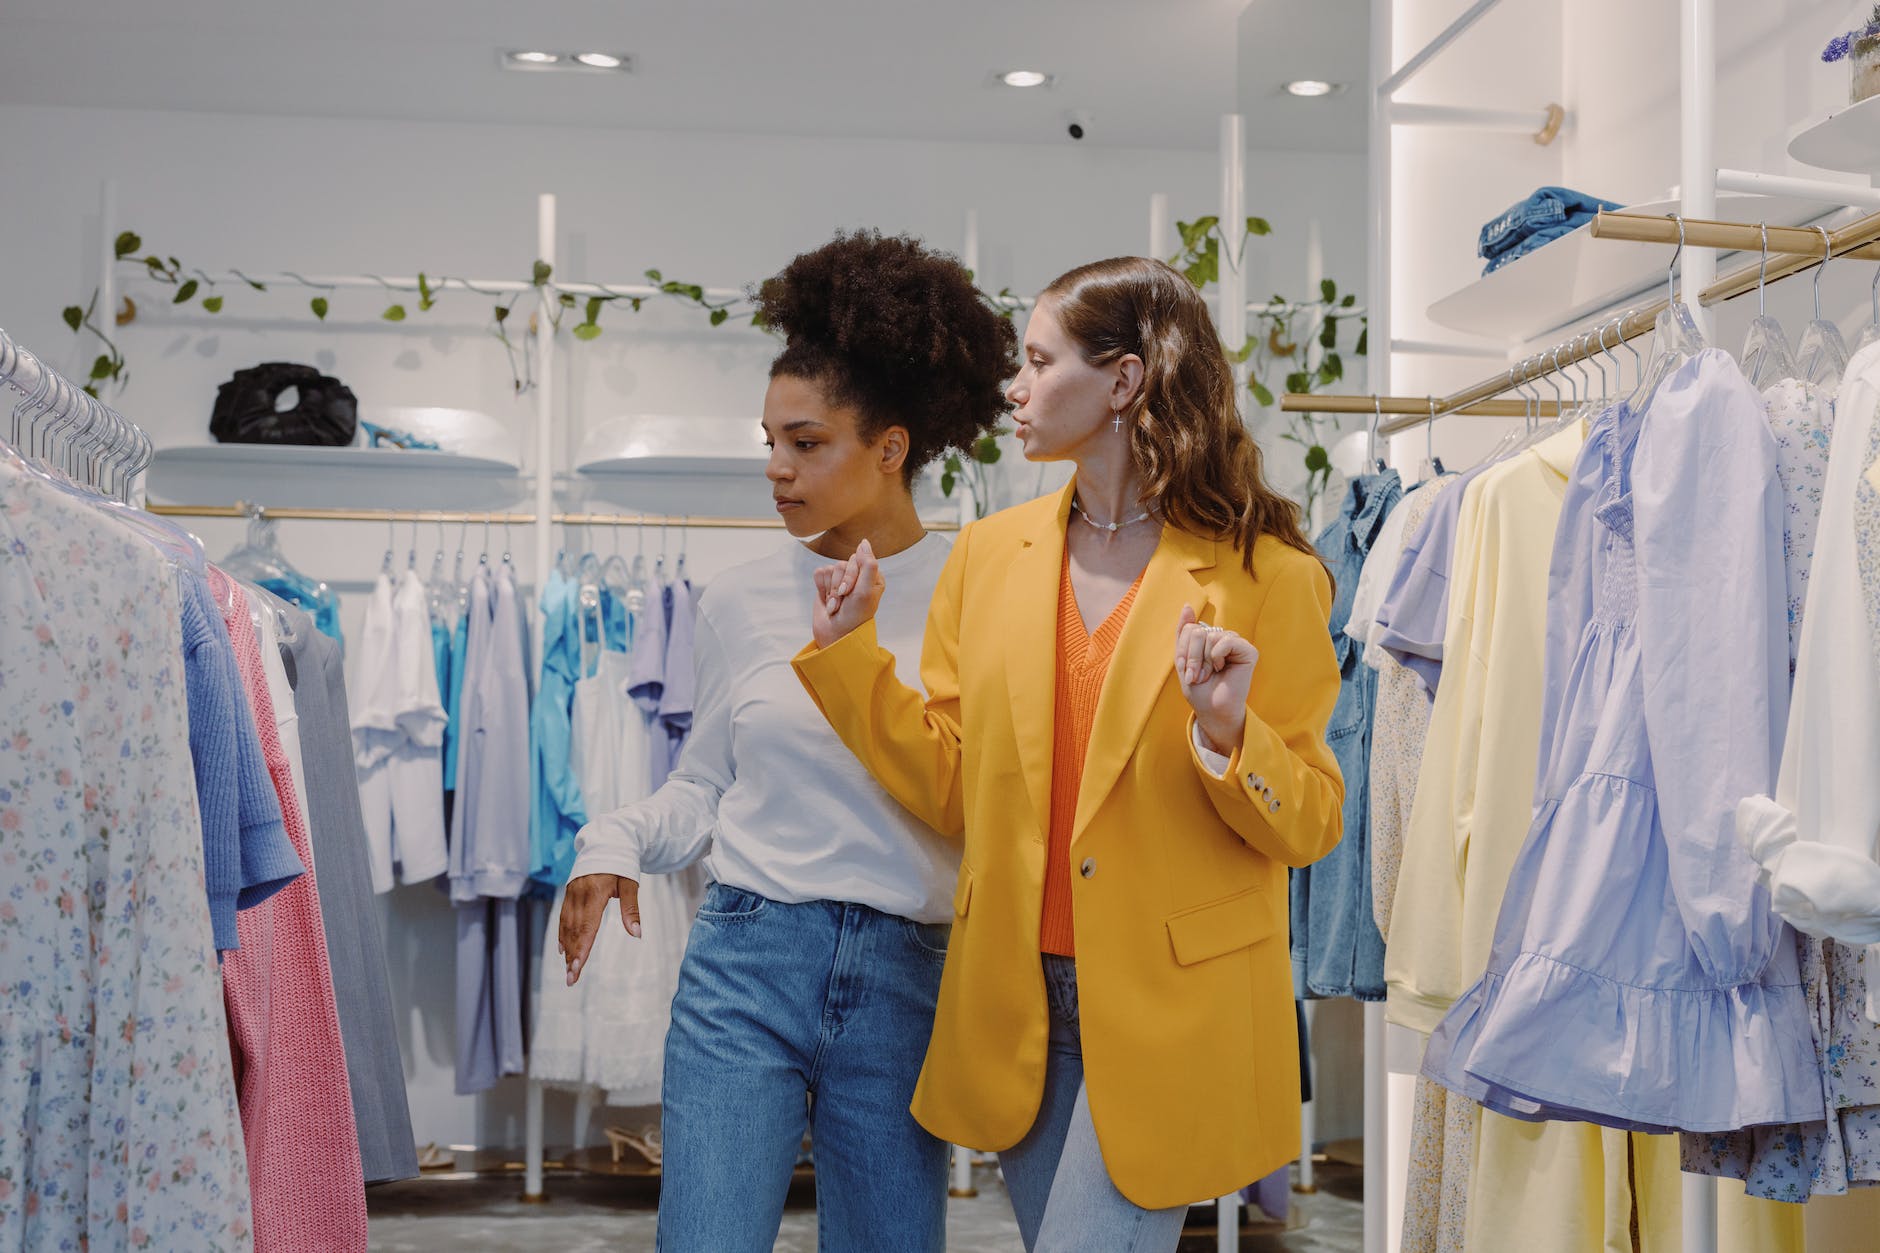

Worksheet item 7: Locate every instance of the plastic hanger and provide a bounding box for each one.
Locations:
[1856,265,1880,355]
[675,516,689,584]
[1421,397,1445,480]
[1628,216,1707,413]
[1366,398,1387,475]
[1793,225,1850,393]
[1742,223,1799,390]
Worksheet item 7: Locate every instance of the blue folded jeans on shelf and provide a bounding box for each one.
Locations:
[1478,185,1622,266]
[1482,220,1596,274]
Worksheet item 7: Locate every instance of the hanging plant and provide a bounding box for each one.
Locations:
[1168,216,1366,520]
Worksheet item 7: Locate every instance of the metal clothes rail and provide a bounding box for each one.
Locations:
[1281,206,1880,436]
[148,502,964,533]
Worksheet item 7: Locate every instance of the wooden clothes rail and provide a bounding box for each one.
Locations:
[1283,206,1880,436]
[147,502,964,533]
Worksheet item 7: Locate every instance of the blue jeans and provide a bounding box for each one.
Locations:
[997,956,1188,1252]
[656,884,951,1251]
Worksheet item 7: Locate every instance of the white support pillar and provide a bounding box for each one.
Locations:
[950,1145,977,1198]
[523,1077,547,1202]
[1219,114,1248,416]
[533,193,558,665]
[1679,0,1717,339]
[1363,1002,1388,1253]
[1150,192,1172,261]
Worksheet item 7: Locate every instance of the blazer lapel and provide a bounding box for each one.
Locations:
[1004,483,1075,844]
[1072,526,1216,839]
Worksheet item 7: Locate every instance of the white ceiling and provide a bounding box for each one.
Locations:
[0,0,1327,152]
[1238,0,1370,154]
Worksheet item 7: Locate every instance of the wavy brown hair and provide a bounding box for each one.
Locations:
[1038,256,1317,573]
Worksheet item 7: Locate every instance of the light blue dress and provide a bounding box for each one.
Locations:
[529,569,588,888]
[1424,351,1826,1133]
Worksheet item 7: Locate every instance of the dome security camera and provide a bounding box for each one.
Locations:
[1066,109,1093,141]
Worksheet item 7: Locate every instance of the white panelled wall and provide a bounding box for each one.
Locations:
[0,100,1368,1151]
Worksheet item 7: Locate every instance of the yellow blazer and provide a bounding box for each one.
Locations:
[792,482,1344,1208]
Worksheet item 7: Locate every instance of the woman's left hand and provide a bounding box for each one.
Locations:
[1176,604,1257,756]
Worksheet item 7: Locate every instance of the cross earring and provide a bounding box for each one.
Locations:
[1111,410,1124,433]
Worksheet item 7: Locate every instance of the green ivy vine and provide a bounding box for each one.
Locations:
[61,232,767,398]
[1168,215,1367,520]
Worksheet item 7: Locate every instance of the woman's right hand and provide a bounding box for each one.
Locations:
[558,873,641,986]
[811,538,885,649]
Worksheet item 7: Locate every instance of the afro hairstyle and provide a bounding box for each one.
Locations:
[754,230,1018,484]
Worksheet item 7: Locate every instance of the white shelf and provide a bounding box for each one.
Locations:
[151,443,519,474]
[1789,95,1880,175]
[575,414,768,477]
[1426,194,1834,343]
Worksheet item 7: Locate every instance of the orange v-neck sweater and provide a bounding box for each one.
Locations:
[1040,551,1145,956]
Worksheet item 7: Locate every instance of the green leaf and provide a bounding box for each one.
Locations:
[630,297,645,312]
[173,280,198,304]
[645,269,662,283]
[750,309,769,331]
[533,260,552,286]
[202,296,223,313]
[493,303,510,324]
[114,231,141,259]
[167,256,181,271]
[418,273,435,311]
[1251,380,1276,407]
[1246,216,1272,236]
[1340,293,1355,307]
[382,304,407,322]
[83,383,100,399]
[1304,444,1331,473]
[311,296,329,321]
[973,434,1002,464]
[940,469,957,496]
[144,257,164,276]
[1285,371,1310,394]
[242,274,268,292]
[1320,352,1343,382]
[1354,326,1368,356]
[572,323,602,341]
[585,296,603,323]
[558,292,577,308]
[62,306,83,332]
[710,308,729,326]
[1320,278,1337,303]
[1319,319,1338,350]
[89,354,114,380]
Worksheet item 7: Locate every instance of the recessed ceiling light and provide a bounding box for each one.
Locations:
[999,69,1053,88]
[508,50,560,65]
[574,51,625,69]
[1283,79,1340,97]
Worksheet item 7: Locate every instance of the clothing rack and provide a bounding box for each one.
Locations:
[147,503,965,533]
[0,325,153,500]
[1281,205,1880,437]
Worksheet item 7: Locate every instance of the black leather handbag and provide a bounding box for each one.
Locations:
[210,362,358,446]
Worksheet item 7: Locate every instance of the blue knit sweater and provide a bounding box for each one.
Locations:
[180,574,302,951]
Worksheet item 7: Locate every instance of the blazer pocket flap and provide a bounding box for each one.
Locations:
[952,864,974,917]
[1165,886,1275,966]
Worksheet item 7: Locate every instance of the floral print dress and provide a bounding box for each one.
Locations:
[0,456,253,1250]
[1678,375,1880,1200]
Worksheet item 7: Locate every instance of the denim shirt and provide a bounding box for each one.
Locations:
[1292,469,1402,1000]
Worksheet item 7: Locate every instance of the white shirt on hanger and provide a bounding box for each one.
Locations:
[570,535,961,924]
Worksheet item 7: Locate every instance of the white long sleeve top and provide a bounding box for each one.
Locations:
[568,535,961,924]
[1740,342,1880,1020]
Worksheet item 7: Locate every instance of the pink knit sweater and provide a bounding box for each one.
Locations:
[214,571,368,1252]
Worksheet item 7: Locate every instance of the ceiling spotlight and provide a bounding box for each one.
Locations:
[1283,79,1340,97]
[508,51,561,65]
[999,69,1053,88]
[574,51,625,69]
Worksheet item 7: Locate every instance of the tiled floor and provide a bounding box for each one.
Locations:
[366,1160,1364,1251]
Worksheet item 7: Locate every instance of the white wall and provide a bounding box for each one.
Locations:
[0,101,1368,1151]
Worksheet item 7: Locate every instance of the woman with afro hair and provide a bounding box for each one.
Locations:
[556,230,1016,1250]
[796,256,1345,1249]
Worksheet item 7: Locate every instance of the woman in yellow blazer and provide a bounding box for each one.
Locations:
[792,256,1344,1247]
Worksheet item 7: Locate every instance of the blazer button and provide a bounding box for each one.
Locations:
[1268,798,1282,813]
[1261,787,1274,802]
[1080,857,1096,879]
[1249,774,1267,791]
